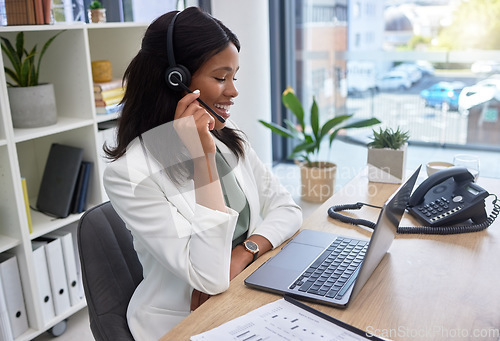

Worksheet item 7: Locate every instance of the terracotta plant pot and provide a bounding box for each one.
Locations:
[298,161,337,203]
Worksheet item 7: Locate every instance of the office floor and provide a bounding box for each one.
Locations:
[32,140,500,340]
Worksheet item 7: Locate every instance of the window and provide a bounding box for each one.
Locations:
[269,0,348,162]
[270,0,500,163]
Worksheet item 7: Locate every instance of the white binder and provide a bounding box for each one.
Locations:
[32,241,56,325]
[36,237,71,315]
[0,254,29,338]
[0,275,14,341]
[46,231,83,306]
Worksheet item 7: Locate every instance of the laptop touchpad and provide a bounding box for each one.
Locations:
[267,243,323,271]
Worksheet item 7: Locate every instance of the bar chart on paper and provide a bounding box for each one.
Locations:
[190,298,371,340]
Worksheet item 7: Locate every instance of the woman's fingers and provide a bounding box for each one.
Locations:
[174,91,201,120]
[193,107,215,131]
[173,91,216,156]
[175,91,215,130]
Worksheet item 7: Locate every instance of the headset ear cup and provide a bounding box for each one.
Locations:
[165,64,191,91]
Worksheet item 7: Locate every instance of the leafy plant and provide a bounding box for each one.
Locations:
[1,31,65,87]
[368,127,410,150]
[89,0,103,9]
[259,87,381,166]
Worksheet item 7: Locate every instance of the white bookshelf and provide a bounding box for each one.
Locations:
[0,22,147,340]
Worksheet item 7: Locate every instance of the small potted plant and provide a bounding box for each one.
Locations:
[259,87,380,202]
[367,126,410,183]
[1,30,65,128]
[88,0,106,23]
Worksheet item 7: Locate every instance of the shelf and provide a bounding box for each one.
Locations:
[0,22,148,33]
[96,112,120,123]
[19,299,87,341]
[0,234,21,253]
[28,209,84,240]
[13,117,95,143]
[0,23,148,340]
[86,22,149,29]
[0,23,86,32]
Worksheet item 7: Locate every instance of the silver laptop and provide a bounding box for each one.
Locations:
[245,166,421,307]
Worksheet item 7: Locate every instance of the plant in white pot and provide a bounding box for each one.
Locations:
[367,126,410,184]
[88,0,107,23]
[260,87,381,202]
[1,30,64,128]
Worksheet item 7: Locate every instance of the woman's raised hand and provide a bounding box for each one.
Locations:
[173,90,216,158]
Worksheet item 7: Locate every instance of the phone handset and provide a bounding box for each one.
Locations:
[408,166,474,207]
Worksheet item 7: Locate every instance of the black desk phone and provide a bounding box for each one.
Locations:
[328,166,499,235]
[407,166,488,226]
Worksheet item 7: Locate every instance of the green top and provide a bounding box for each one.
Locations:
[215,150,250,249]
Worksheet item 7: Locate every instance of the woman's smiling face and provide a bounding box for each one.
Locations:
[189,43,239,130]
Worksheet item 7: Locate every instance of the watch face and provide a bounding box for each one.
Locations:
[245,240,259,252]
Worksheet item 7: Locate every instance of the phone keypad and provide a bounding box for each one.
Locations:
[417,197,451,217]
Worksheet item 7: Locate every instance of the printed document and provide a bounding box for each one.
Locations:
[191,297,372,340]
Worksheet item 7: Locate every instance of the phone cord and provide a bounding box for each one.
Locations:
[327,202,381,230]
[328,194,500,235]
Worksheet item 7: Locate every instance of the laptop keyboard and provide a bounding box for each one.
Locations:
[289,237,368,299]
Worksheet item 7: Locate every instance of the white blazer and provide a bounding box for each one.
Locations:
[103,120,302,340]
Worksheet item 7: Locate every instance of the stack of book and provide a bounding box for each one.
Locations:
[5,0,52,25]
[94,79,125,115]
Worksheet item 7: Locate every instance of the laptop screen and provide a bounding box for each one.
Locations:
[349,165,421,300]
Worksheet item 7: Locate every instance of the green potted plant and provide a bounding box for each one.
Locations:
[367,126,410,183]
[259,87,381,202]
[88,0,106,23]
[1,30,64,128]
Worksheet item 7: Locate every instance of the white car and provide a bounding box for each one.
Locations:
[393,63,422,84]
[471,61,500,75]
[458,77,500,113]
[415,60,435,76]
[376,71,412,91]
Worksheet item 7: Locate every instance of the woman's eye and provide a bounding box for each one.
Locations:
[214,77,237,82]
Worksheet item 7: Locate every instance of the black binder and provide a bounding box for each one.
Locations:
[36,143,84,218]
[71,161,93,214]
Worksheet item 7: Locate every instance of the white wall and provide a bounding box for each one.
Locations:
[131,0,177,23]
[211,0,273,165]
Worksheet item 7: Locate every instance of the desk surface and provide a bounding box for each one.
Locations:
[162,169,500,340]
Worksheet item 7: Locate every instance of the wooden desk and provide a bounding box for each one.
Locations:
[162,169,500,340]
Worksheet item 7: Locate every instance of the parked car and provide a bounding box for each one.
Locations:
[420,81,466,110]
[375,71,411,91]
[471,61,500,75]
[458,77,500,113]
[415,60,435,76]
[393,63,422,84]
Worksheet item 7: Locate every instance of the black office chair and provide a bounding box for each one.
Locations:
[77,201,143,341]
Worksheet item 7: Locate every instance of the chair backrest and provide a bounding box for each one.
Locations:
[77,201,143,341]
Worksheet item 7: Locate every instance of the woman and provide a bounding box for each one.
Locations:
[103,7,302,340]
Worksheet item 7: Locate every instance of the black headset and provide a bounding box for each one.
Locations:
[163,11,226,123]
[165,11,192,91]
